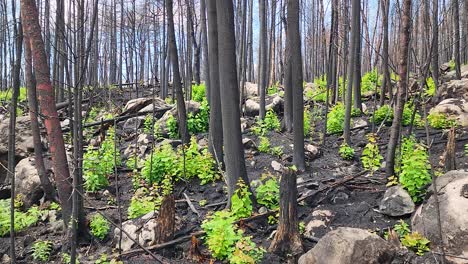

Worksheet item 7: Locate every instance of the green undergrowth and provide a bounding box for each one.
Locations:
[83,128,121,192]
[202,180,265,263]
[0,199,60,237]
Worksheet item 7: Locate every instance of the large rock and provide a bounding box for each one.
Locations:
[379,185,415,216]
[411,170,468,263]
[15,158,43,207]
[437,78,468,101]
[244,82,258,98]
[114,211,176,251]
[0,116,35,157]
[298,227,397,264]
[159,100,201,125]
[429,98,468,127]
[243,95,284,116]
[304,210,334,237]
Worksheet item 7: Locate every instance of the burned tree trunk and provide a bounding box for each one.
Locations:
[20,0,73,225]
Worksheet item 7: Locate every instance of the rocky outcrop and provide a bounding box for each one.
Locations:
[243,95,284,116]
[379,185,415,217]
[411,170,468,264]
[429,98,468,127]
[298,227,397,264]
[437,78,468,101]
[244,82,258,98]
[0,116,36,181]
[15,158,43,207]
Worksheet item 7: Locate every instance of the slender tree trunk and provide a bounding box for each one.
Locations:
[453,0,462,79]
[24,29,56,201]
[215,0,252,203]
[269,2,304,247]
[167,0,189,143]
[343,0,359,144]
[20,0,73,225]
[432,0,440,89]
[380,0,391,106]
[386,0,411,177]
[258,0,267,119]
[206,0,223,166]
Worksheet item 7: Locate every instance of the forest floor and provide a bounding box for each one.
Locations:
[1,76,468,264]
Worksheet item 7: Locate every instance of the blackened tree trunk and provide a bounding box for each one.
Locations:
[290,0,305,171]
[24,28,56,201]
[206,0,223,166]
[200,0,210,101]
[215,0,252,202]
[258,0,267,119]
[353,1,362,112]
[8,6,22,262]
[380,0,391,106]
[453,0,462,79]
[269,2,303,256]
[166,0,189,143]
[432,0,440,89]
[386,0,411,177]
[343,0,359,144]
[20,0,73,226]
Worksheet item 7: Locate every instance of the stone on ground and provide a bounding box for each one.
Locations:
[379,185,415,217]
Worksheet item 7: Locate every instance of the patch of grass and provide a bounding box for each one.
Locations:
[0,199,44,236]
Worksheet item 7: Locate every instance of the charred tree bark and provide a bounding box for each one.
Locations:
[380,0,391,106]
[24,28,56,201]
[20,0,73,225]
[216,0,252,203]
[386,0,411,177]
[258,0,267,119]
[166,0,189,143]
[206,0,223,166]
[269,168,302,256]
[453,0,462,79]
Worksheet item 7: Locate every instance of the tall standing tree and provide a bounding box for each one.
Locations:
[386,0,412,177]
[20,0,73,227]
[258,0,268,119]
[432,0,440,89]
[269,0,303,256]
[343,0,360,144]
[380,0,391,106]
[166,0,189,143]
[215,0,252,202]
[453,0,462,79]
[206,0,223,166]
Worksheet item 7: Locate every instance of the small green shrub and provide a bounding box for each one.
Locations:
[401,232,430,256]
[267,82,279,95]
[83,128,121,192]
[270,146,284,157]
[166,115,178,138]
[201,180,264,263]
[202,210,240,259]
[398,137,431,202]
[465,144,468,156]
[0,199,43,236]
[255,178,279,210]
[427,112,456,129]
[231,180,253,219]
[373,105,393,125]
[187,100,210,134]
[128,194,157,219]
[327,103,346,134]
[31,240,53,262]
[143,114,153,134]
[361,134,383,174]
[361,69,381,94]
[258,137,271,153]
[304,107,312,136]
[90,214,110,240]
[192,83,206,102]
[385,220,430,256]
[252,110,281,136]
[402,103,423,127]
[424,77,436,97]
[339,143,355,160]
[141,137,218,185]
